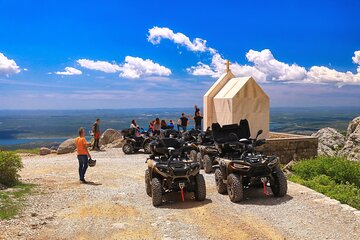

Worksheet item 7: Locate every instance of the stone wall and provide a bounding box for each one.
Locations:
[257,132,318,164]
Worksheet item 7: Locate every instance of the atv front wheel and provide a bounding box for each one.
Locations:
[190,150,197,162]
[151,177,163,206]
[270,166,288,197]
[203,154,212,173]
[122,143,134,154]
[194,174,206,201]
[215,169,227,194]
[227,173,244,202]
[143,141,151,154]
[197,152,203,169]
[145,169,151,197]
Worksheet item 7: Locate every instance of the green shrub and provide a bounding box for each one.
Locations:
[0,183,34,219]
[291,156,360,187]
[0,151,23,187]
[289,156,360,210]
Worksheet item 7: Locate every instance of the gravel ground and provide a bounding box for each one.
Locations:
[0,148,360,240]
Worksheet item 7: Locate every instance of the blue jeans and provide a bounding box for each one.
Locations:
[178,125,187,131]
[77,155,88,180]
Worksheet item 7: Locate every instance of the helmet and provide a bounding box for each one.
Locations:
[88,158,96,167]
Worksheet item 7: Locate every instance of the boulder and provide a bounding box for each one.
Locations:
[106,138,125,148]
[340,116,360,161]
[57,138,76,154]
[312,127,345,156]
[39,147,51,155]
[100,129,122,146]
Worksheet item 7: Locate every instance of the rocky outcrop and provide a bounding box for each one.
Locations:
[312,127,345,156]
[100,129,122,146]
[105,138,125,148]
[339,116,360,161]
[40,147,51,155]
[57,138,76,154]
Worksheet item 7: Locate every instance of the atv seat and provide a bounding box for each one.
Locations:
[211,119,251,144]
[212,123,239,144]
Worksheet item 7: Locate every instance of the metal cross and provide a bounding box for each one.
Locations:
[225,60,231,72]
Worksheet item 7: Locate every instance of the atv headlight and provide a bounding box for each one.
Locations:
[267,157,279,167]
[233,163,250,170]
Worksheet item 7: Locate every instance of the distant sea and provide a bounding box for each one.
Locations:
[0,107,359,150]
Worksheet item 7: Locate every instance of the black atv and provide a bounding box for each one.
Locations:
[194,128,218,173]
[212,121,288,202]
[122,128,153,154]
[145,138,206,206]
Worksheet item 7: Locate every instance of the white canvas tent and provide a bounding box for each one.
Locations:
[203,60,270,139]
[212,76,269,139]
[203,70,235,130]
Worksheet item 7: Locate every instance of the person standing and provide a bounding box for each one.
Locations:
[76,127,92,183]
[194,111,203,130]
[194,104,200,116]
[179,113,188,131]
[92,118,101,151]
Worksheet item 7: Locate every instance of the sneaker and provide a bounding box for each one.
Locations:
[80,179,87,184]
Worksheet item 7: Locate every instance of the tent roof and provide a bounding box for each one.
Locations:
[204,71,235,97]
[214,76,269,99]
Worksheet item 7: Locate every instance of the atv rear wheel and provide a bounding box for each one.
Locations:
[215,169,227,194]
[143,141,151,154]
[151,177,163,206]
[227,173,243,202]
[203,154,212,173]
[122,143,134,154]
[270,166,288,197]
[190,150,197,162]
[194,174,206,201]
[197,152,203,169]
[145,169,151,197]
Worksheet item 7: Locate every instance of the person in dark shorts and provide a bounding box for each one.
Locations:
[76,127,92,183]
[194,111,203,130]
[92,118,101,150]
[179,113,188,131]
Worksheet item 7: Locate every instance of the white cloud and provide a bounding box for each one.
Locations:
[352,50,360,65]
[150,26,360,86]
[187,48,359,85]
[305,66,360,86]
[119,56,171,79]
[77,59,121,73]
[187,53,267,82]
[55,67,82,75]
[0,53,21,75]
[148,26,210,52]
[76,56,171,79]
[245,49,307,82]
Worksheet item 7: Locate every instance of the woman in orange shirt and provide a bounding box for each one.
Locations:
[76,127,92,183]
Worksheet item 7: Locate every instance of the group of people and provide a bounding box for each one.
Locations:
[74,104,203,183]
[143,105,203,135]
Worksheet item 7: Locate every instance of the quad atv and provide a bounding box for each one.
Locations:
[212,121,288,202]
[122,128,153,154]
[145,138,206,206]
[192,127,217,173]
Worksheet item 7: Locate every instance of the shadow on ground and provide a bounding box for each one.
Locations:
[159,192,212,209]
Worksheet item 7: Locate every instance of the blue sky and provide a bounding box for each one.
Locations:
[0,0,359,109]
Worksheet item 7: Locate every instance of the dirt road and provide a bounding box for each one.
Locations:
[1,149,360,240]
